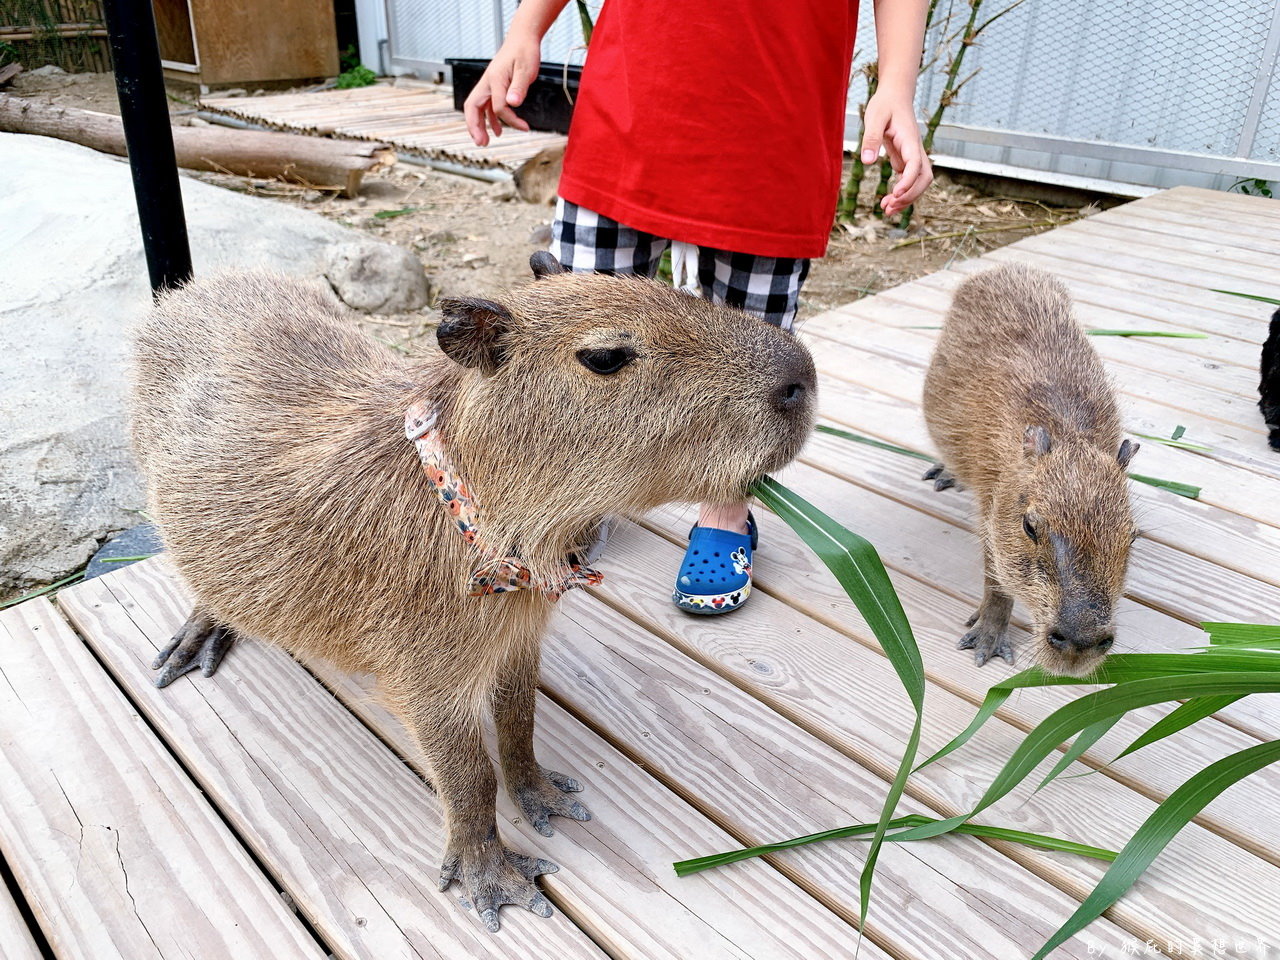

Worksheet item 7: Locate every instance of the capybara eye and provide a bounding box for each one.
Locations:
[1022,515,1039,542]
[577,347,634,375]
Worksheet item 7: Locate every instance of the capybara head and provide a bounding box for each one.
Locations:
[512,144,565,204]
[988,426,1139,676]
[435,252,815,564]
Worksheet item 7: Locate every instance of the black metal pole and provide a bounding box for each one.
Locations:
[103,0,193,295]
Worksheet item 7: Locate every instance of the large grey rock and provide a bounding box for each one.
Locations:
[326,238,430,313]
[0,133,410,590]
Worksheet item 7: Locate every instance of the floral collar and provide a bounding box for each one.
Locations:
[405,404,604,600]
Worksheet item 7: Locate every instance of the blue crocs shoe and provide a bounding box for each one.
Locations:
[672,513,758,615]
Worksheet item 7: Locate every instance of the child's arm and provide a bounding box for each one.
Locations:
[861,0,934,217]
[465,0,572,146]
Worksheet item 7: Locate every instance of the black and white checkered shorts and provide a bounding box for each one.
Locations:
[550,198,810,330]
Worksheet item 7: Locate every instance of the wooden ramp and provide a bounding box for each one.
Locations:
[200,83,567,171]
[2,185,1278,958]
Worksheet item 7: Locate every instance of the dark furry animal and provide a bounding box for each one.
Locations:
[1260,307,1280,450]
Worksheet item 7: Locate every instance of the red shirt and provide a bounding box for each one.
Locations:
[558,0,859,259]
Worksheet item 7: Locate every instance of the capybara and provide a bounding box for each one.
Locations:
[130,253,815,930]
[922,263,1138,676]
[513,144,565,204]
[1260,306,1280,451]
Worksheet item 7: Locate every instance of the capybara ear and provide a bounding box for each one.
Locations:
[530,251,567,279]
[437,298,512,374]
[1117,439,1140,467]
[1023,424,1052,457]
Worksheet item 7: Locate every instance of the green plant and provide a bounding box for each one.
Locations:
[679,474,1279,955]
[336,45,377,89]
[1229,177,1274,199]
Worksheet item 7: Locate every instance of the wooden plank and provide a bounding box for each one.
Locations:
[66,561,867,960]
[0,599,323,960]
[0,873,42,960]
[1088,203,1280,258]
[57,566,605,960]
[588,520,1280,946]
[298,672,880,960]
[542,595,1137,959]
[1064,216,1280,276]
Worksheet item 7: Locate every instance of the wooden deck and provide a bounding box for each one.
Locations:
[2,185,1278,959]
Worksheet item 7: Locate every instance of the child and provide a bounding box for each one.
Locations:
[466,0,933,614]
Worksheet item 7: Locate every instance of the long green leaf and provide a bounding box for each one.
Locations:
[750,476,924,929]
[815,424,936,462]
[891,673,1280,845]
[1210,289,1280,306]
[0,570,85,610]
[1128,473,1201,499]
[1037,715,1123,791]
[1087,329,1208,338]
[1131,432,1213,453]
[1202,622,1280,645]
[672,814,1115,877]
[1031,740,1280,960]
[1111,695,1243,763]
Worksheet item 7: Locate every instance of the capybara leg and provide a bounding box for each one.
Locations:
[494,644,590,839]
[152,608,236,688]
[420,704,558,932]
[959,571,1015,667]
[922,462,958,491]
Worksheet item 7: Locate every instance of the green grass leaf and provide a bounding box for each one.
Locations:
[1086,329,1208,338]
[1128,473,1201,499]
[1210,289,1280,306]
[1110,695,1242,764]
[0,570,85,610]
[814,424,936,462]
[373,206,416,219]
[1202,622,1280,646]
[100,554,158,563]
[1171,425,1186,441]
[672,814,1115,877]
[750,476,924,929]
[1031,740,1280,960]
[1131,432,1212,453]
[1037,715,1123,791]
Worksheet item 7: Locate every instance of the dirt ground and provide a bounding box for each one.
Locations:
[9,69,1095,354]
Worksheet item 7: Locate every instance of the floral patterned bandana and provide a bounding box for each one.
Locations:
[405,404,604,600]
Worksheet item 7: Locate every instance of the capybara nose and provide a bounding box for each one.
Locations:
[1049,629,1114,653]
[771,351,816,413]
[774,379,808,411]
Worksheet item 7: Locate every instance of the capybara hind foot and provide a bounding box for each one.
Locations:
[511,766,591,838]
[958,607,1015,667]
[922,462,958,491]
[439,837,559,932]
[152,611,236,687]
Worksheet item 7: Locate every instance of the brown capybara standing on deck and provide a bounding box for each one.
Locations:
[130,254,815,931]
[922,264,1139,676]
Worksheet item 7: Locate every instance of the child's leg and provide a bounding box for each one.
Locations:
[550,198,669,277]
[696,248,811,331]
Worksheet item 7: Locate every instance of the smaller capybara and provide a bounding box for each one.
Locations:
[1259,306,1280,451]
[513,144,565,204]
[922,264,1139,676]
[131,254,815,931]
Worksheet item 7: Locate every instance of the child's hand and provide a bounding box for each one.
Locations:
[464,31,541,146]
[860,91,934,218]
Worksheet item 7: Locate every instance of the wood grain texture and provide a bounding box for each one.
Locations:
[0,871,42,960]
[542,595,1136,960]
[301,662,879,960]
[588,519,1280,947]
[188,0,337,84]
[0,599,323,960]
[57,564,603,960]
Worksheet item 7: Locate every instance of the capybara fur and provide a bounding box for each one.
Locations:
[130,254,815,930]
[922,264,1138,677]
[513,144,565,204]
[1260,306,1280,451]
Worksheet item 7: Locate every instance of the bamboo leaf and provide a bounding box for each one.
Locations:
[750,476,924,928]
[1037,715,1123,791]
[1131,432,1212,453]
[1128,473,1201,499]
[0,571,85,610]
[1201,622,1280,646]
[1086,329,1208,339]
[815,424,936,462]
[1111,696,1243,764]
[1210,289,1280,306]
[1031,740,1280,960]
[673,814,1115,878]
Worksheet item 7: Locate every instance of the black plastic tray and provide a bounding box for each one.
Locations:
[447,58,581,135]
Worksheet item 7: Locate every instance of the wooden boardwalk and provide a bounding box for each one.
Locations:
[2,185,1278,958]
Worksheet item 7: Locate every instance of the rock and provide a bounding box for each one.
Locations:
[83,523,164,581]
[28,64,66,78]
[325,239,429,313]
[0,134,411,591]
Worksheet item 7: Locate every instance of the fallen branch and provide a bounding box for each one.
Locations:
[0,95,395,197]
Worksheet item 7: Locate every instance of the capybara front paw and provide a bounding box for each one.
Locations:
[152,612,236,688]
[958,615,1015,667]
[922,462,958,491]
[512,766,591,838]
[439,841,559,933]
